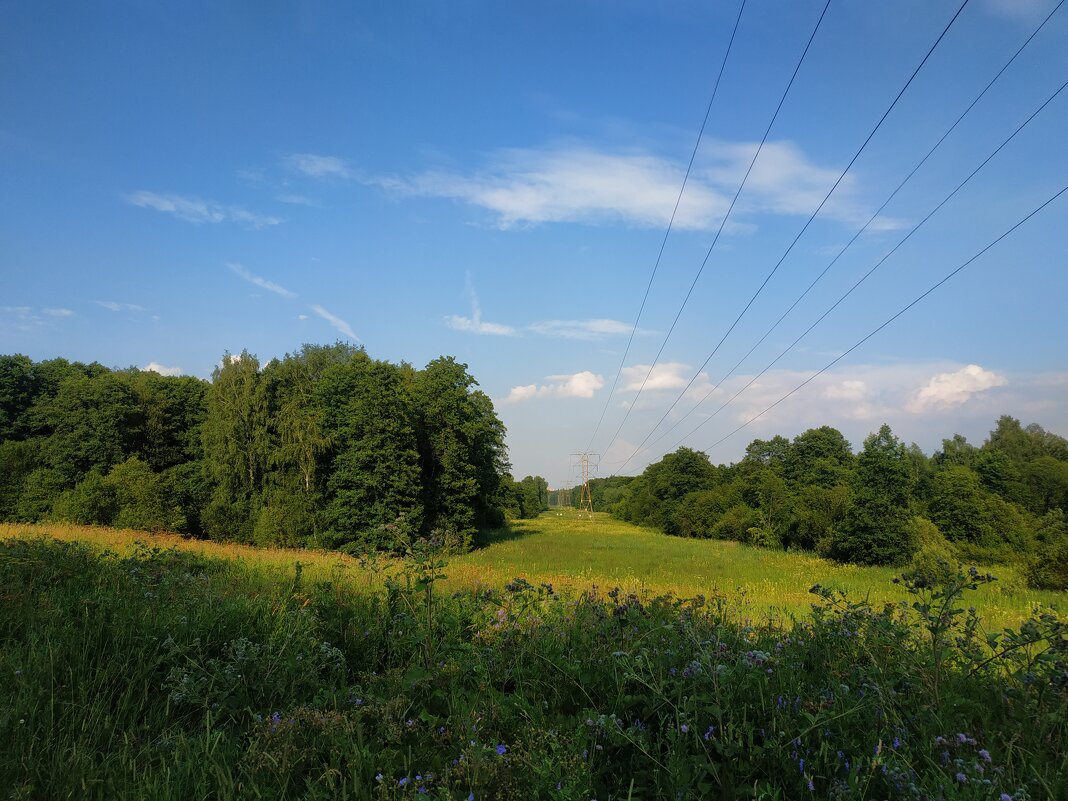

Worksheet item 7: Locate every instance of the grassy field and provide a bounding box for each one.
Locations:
[4,510,1063,629]
[2,522,1066,800]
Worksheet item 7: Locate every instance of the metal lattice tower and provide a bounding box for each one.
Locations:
[570,452,599,518]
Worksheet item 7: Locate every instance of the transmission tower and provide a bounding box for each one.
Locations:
[570,452,599,517]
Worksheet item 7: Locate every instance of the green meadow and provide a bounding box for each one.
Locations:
[2,518,1066,800]
[6,510,1063,630]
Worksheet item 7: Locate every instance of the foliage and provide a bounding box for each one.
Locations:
[0,348,510,553]
[2,536,1066,800]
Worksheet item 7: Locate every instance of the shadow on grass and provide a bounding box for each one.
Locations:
[473,518,540,549]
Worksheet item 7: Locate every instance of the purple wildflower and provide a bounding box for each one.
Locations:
[979,749,991,762]
[955,772,967,783]
[495,744,507,756]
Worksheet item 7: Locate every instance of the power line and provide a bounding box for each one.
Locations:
[609,0,972,472]
[584,0,749,453]
[631,74,1068,471]
[595,0,833,457]
[700,181,1068,455]
[617,0,1065,468]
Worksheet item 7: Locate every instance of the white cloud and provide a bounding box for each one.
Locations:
[446,315,517,336]
[43,307,74,317]
[95,301,145,312]
[284,153,353,179]
[503,371,605,403]
[228,263,297,299]
[823,379,867,402]
[376,141,899,231]
[906,364,1008,413]
[311,304,359,341]
[297,314,309,321]
[984,0,1056,22]
[528,318,641,340]
[381,147,727,230]
[621,362,690,392]
[445,272,517,336]
[127,191,282,229]
[144,362,182,377]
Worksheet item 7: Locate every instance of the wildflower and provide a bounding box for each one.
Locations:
[680,724,688,733]
[807,778,815,791]
[469,794,475,801]
[955,772,967,783]
[703,725,715,741]
[375,773,383,782]
[978,749,991,762]
[399,777,409,786]
[1000,795,1013,801]
[495,744,507,756]
[799,758,805,774]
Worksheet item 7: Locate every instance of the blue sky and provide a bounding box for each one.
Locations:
[3,0,1067,487]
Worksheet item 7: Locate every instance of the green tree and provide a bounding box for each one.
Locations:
[318,354,423,550]
[412,357,507,546]
[32,371,143,486]
[784,426,854,487]
[830,424,915,566]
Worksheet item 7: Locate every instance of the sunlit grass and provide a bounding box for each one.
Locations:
[5,510,1063,629]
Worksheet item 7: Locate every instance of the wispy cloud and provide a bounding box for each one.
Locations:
[528,318,642,340]
[1,306,41,331]
[379,147,726,230]
[906,364,1007,413]
[621,362,691,392]
[228,263,297,299]
[445,273,517,336]
[446,315,517,336]
[504,371,604,403]
[284,153,354,179]
[95,301,145,312]
[376,141,899,232]
[127,191,282,229]
[311,304,359,341]
[275,193,319,207]
[144,362,182,377]
[2,305,75,331]
[984,0,1056,23]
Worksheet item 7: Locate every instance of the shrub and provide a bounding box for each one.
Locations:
[907,516,957,585]
[710,503,760,541]
[53,470,119,525]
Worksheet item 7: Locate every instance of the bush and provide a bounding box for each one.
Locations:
[907,516,957,585]
[1026,536,1068,590]
[710,503,761,541]
[106,457,186,532]
[53,470,118,525]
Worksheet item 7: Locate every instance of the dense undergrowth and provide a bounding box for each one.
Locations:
[2,536,1066,800]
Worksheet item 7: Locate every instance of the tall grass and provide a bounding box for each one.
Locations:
[6,512,1063,630]
[1,535,1065,800]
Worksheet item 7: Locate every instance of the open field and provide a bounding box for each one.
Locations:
[2,527,1066,800]
[4,510,1064,629]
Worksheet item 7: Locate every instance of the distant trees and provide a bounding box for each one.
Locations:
[611,417,1068,583]
[0,347,511,553]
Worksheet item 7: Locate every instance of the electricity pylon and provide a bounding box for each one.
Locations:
[570,452,599,518]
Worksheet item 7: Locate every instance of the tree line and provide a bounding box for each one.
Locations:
[0,346,512,551]
[597,419,1068,588]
